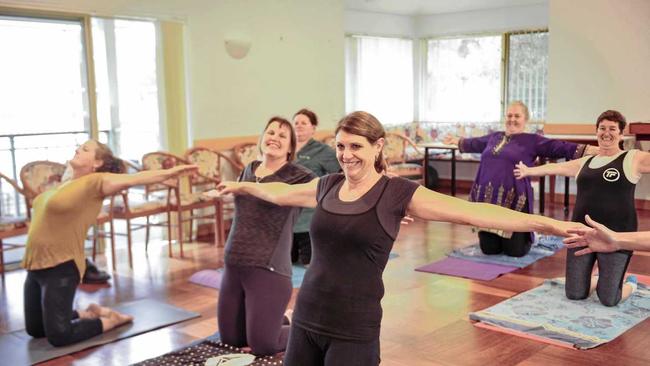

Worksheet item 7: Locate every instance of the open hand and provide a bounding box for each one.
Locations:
[443,134,459,146]
[513,161,528,180]
[202,181,243,199]
[563,215,620,255]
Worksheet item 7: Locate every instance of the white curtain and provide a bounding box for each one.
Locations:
[345,35,414,125]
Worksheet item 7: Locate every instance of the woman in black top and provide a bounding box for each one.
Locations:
[515,110,650,306]
[207,111,578,366]
[217,117,314,355]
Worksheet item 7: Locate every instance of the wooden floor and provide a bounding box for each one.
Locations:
[3,198,650,365]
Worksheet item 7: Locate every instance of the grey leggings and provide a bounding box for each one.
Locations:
[565,247,633,307]
[217,264,292,355]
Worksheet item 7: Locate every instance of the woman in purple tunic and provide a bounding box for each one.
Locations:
[206,111,581,366]
[445,101,594,257]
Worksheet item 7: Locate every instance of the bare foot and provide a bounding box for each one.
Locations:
[87,303,111,318]
[76,309,95,319]
[284,309,294,324]
[100,309,134,332]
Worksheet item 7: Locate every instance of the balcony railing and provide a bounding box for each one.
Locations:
[0,130,111,217]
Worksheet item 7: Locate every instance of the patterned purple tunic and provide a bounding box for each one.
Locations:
[460,132,585,217]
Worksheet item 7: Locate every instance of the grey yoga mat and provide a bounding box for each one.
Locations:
[0,298,200,365]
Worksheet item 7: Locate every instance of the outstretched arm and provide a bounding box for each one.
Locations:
[101,165,198,196]
[564,215,650,254]
[633,150,650,175]
[204,178,319,208]
[514,158,583,179]
[407,186,581,236]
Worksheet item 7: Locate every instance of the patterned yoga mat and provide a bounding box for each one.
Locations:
[132,333,284,366]
[470,278,650,349]
[449,235,564,268]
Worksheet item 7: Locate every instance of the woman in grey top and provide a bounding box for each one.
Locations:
[217,117,314,355]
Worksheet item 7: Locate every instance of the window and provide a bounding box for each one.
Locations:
[507,31,549,121]
[92,18,163,162]
[420,36,502,123]
[0,13,162,218]
[345,35,413,125]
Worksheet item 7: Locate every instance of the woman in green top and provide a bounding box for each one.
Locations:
[291,108,340,265]
[22,139,197,347]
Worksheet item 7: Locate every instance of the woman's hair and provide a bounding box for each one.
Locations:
[596,110,627,132]
[260,116,297,161]
[94,140,125,173]
[507,100,530,121]
[293,108,319,127]
[334,111,387,173]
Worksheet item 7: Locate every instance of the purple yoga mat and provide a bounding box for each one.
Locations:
[189,269,223,289]
[415,257,518,281]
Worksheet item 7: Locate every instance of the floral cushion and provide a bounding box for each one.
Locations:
[0,216,28,232]
[235,144,259,168]
[21,163,66,197]
[186,149,221,183]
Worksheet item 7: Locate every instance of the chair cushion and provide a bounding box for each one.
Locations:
[0,216,28,231]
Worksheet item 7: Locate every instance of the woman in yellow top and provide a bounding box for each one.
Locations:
[22,139,197,347]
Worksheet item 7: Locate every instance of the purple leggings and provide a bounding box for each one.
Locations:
[217,264,292,355]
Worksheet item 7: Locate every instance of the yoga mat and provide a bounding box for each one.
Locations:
[190,253,398,289]
[449,235,564,268]
[132,332,284,366]
[470,278,650,349]
[415,257,518,281]
[190,265,307,289]
[0,299,200,365]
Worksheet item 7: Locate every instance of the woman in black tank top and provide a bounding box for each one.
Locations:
[207,111,580,366]
[515,110,650,306]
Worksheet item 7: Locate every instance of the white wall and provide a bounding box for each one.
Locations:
[547,0,650,199]
[547,0,650,124]
[0,0,346,140]
[344,9,414,37]
[415,3,548,37]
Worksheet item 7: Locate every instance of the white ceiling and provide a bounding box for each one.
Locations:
[345,0,547,16]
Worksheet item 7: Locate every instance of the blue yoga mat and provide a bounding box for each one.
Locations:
[470,278,650,349]
[449,235,564,268]
[190,252,399,289]
[189,265,307,289]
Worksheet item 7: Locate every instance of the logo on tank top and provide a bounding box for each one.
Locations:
[603,168,620,182]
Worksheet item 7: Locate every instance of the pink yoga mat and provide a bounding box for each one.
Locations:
[415,257,518,281]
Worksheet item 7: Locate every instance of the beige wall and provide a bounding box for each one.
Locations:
[186,0,345,140]
[547,0,650,123]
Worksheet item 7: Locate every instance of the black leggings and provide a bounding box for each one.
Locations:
[283,325,380,366]
[24,260,103,347]
[217,264,292,355]
[565,247,633,306]
[478,231,532,257]
[291,232,312,265]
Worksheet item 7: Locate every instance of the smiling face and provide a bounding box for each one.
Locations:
[294,113,316,143]
[260,121,293,161]
[504,104,528,136]
[335,130,383,180]
[596,119,622,150]
[69,140,103,174]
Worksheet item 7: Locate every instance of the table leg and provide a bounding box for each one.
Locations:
[451,149,456,196]
[424,147,430,189]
